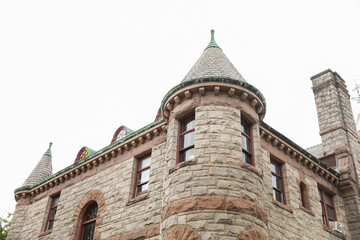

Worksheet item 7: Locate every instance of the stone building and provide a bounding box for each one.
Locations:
[8,30,360,240]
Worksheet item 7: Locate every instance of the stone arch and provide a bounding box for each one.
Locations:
[238,228,267,240]
[164,225,201,240]
[69,189,106,240]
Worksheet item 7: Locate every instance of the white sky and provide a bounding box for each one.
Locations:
[1,0,359,216]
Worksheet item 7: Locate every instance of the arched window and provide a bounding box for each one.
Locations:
[80,203,98,240]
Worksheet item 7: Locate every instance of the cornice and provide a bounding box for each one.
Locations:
[260,124,340,186]
[14,121,167,202]
[161,78,266,123]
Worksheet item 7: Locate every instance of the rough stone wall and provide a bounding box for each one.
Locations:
[7,205,29,240]
[262,149,351,240]
[9,142,166,240]
[343,195,360,239]
[162,105,268,239]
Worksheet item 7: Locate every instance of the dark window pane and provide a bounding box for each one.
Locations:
[52,197,59,207]
[242,151,251,164]
[241,122,250,135]
[182,148,194,162]
[270,162,280,175]
[137,183,148,193]
[324,193,333,206]
[181,131,194,149]
[137,169,150,184]
[139,156,151,169]
[273,189,282,202]
[49,208,57,219]
[241,135,250,151]
[300,184,306,207]
[82,222,95,240]
[272,175,282,190]
[48,220,54,230]
[183,118,195,131]
[85,205,98,221]
[327,206,335,220]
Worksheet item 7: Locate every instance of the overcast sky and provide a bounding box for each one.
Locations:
[1,0,359,217]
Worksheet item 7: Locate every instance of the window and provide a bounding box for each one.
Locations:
[134,155,151,197]
[241,119,253,165]
[300,182,308,208]
[178,116,195,163]
[319,188,337,227]
[45,195,59,231]
[271,161,286,204]
[80,203,98,240]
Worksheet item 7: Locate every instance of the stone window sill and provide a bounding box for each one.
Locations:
[240,162,263,178]
[38,229,53,238]
[299,205,315,216]
[323,225,345,239]
[272,199,293,213]
[127,192,149,206]
[169,158,197,175]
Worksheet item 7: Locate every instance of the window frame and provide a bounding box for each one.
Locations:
[270,160,286,204]
[177,114,195,164]
[44,194,60,231]
[79,202,98,240]
[241,118,254,166]
[133,154,151,198]
[319,188,337,227]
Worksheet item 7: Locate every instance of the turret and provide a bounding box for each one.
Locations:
[160,30,268,239]
[22,142,53,187]
[8,143,53,240]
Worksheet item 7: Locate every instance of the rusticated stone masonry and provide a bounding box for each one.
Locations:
[161,196,268,225]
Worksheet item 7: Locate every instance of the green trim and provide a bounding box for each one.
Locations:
[86,147,96,156]
[15,118,165,193]
[161,77,266,116]
[205,29,221,50]
[260,121,340,178]
[126,127,134,135]
[44,142,52,156]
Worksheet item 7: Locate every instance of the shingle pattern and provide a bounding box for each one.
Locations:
[22,153,53,187]
[182,47,246,83]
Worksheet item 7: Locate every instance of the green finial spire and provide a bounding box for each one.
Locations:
[205,29,221,50]
[45,142,52,156]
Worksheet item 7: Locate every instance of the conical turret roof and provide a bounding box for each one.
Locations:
[22,142,53,187]
[182,30,245,83]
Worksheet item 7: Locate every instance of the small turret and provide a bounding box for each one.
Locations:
[182,29,246,83]
[22,142,53,187]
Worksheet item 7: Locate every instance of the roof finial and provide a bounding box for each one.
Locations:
[206,29,220,50]
[45,142,52,156]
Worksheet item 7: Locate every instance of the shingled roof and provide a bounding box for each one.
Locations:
[22,143,53,187]
[182,30,246,83]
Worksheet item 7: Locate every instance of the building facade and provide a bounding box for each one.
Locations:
[8,30,360,240]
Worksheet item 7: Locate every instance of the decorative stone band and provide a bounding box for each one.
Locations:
[14,122,167,202]
[162,81,266,123]
[164,225,267,240]
[260,126,340,186]
[107,223,160,240]
[161,196,268,225]
[164,225,201,240]
[320,124,358,139]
